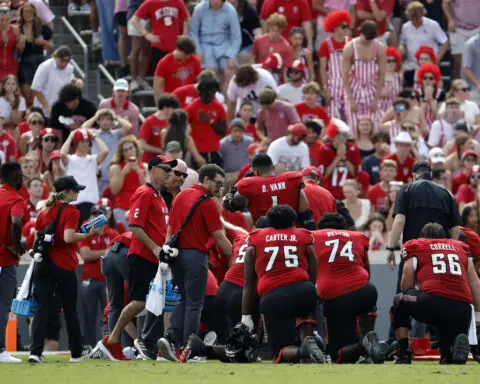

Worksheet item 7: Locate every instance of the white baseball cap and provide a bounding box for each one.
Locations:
[394,131,413,144]
[428,147,446,164]
[113,79,129,91]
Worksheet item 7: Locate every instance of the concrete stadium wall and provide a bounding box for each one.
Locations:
[13,251,399,350]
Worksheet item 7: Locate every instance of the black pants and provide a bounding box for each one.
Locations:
[260,281,317,359]
[30,260,83,358]
[391,289,472,362]
[324,282,378,362]
[191,151,223,170]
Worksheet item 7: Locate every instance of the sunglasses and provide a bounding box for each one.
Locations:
[471,174,480,179]
[387,59,397,63]
[213,180,224,189]
[394,105,407,111]
[340,24,349,30]
[404,126,416,131]
[30,120,43,125]
[155,165,172,173]
[43,137,57,143]
[174,170,188,179]
[423,76,435,81]
[460,87,471,92]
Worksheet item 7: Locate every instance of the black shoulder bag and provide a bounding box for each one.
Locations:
[160,194,210,265]
[30,203,68,262]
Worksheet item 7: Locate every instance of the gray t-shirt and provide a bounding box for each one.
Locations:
[219,135,253,173]
[462,35,480,88]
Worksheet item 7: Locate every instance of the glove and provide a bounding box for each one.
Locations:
[162,244,179,259]
[241,314,254,332]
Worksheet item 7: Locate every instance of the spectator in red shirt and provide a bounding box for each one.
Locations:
[139,94,179,162]
[301,165,336,223]
[251,13,293,68]
[131,0,190,68]
[153,37,202,100]
[385,131,416,184]
[172,69,219,108]
[453,149,478,194]
[238,100,260,142]
[295,81,329,126]
[457,165,480,214]
[185,77,227,168]
[260,0,313,48]
[304,119,324,166]
[367,159,397,212]
[0,113,16,162]
[356,0,394,40]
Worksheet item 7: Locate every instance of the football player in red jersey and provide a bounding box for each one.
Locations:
[391,223,480,364]
[223,153,315,229]
[313,213,384,364]
[242,205,324,363]
[319,119,361,200]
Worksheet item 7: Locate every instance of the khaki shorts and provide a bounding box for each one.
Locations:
[450,27,480,55]
[127,18,149,37]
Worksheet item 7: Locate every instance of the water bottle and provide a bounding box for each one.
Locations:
[80,215,107,233]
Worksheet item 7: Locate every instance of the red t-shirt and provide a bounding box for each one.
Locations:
[206,269,219,296]
[367,183,388,211]
[251,34,293,66]
[169,184,223,252]
[318,37,349,62]
[385,153,415,184]
[0,131,17,161]
[237,171,304,223]
[79,227,119,282]
[0,185,27,267]
[108,231,133,248]
[356,0,394,36]
[295,102,329,127]
[318,141,361,200]
[456,184,475,205]
[308,140,323,166]
[244,123,260,142]
[452,172,468,195]
[35,202,80,271]
[17,121,30,135]
[128,184,169,264]
[172,84,198,108]
[154,52,201,93]
[402,238,472,303]
[114,161,145,210]
[186,98,227,153]
[139,114,168,162]
[303,180,337,224]
[223,231,249,287]
[260,0,313,38]
[248,227,312,296]
[135,0,189,52]
[313,229,370,299]
[460,226,480,259]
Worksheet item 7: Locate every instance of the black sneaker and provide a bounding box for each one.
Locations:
[157,335,179,362]
[28,355,43,364]
[395,349,412,364]
[179,334,207,363]
[384,341,399,361]
[134,338,156,361]
[452,334,469,365]
[362,332,385,364]
[297,336,326,364]
[70,345,93,362]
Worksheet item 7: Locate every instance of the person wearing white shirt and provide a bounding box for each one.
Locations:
[399,2,448,71]
[226,64,278,121]
[267,123,310,172]
[428,98,462,148]
[278,60,306,105]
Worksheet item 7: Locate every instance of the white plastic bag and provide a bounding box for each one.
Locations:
[145,263,171,316]
[16,259,35,300]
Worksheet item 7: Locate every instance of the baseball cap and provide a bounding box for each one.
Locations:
[428,147,445,164]
[247,143,265,156]
[300,166,322,180]
[173,159,188,174]
[165,141,182,153]
[113,78,129,92]
[412,161,432,174]
[73,129,94,145]
[262,53,283,70]
[230,118,246,130]
[288,123,308,137]
[40,127,57,138]
[394,131,413,144]
[290,59,306,73]
[97,197,112,210]
[50,150,61,160]
[54,176,86,192]
[325,118,349,139]
[470,164,480,176]
[147,155,178,171]
[461,150,478,160]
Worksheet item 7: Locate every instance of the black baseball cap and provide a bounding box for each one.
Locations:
[54,176,86,192]
[147,155,178,171]
[412,161,432,174]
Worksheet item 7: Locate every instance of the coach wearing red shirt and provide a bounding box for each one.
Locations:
[159,164,232,357]
[153,37,202,99]
[0,162,26,363]
[186,77,227,168]
[100,155,176,361]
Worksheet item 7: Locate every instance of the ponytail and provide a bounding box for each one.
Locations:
[44,191,66,209]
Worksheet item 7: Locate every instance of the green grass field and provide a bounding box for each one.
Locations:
[0,357,479,384]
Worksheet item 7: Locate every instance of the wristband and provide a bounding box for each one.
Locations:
[475,312,480,322]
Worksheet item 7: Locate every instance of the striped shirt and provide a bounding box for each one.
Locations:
[449,0,480,30]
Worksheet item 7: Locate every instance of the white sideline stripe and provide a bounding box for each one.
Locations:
[12,351,71,356]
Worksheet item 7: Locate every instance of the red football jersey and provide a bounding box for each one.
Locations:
[237,171,304,223]
[385,153,415,184]
[460,226,480,259]
[223,232,248,287]
[249,227,312,296]
[318,141,361,200]
[402,238,472,303]
[303,180,337,224]
[313,230,370,299]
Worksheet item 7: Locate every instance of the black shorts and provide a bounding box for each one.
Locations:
[324,282,378,362]
[216,281,243,325]
[391,288,471,359]
[127,254,157,302]
[115,11,127,26]
[260,281,317,359]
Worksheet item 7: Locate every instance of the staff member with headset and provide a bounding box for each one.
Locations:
[29,176,101,364]
[0,162,27,364]
[386,161,461,289]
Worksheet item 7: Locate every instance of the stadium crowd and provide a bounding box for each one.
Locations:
[0,0,479,366]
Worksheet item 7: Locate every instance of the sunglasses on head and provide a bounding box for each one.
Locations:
[174,170,188,179]
[30,120,43,125]
[423,76,435,81]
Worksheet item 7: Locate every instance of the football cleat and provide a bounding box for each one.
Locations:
[179,334,207,363]
[362,331,385,364]
[157,336,179,362]
[134,338,156,361]
[452,334,469,365]
[297,336,326,364]
[395,349,412,364]
[356,355,373,364]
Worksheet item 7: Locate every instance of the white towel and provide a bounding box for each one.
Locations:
[468,304,478,346]
[16,260,35,301]
[145,263,171,316]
